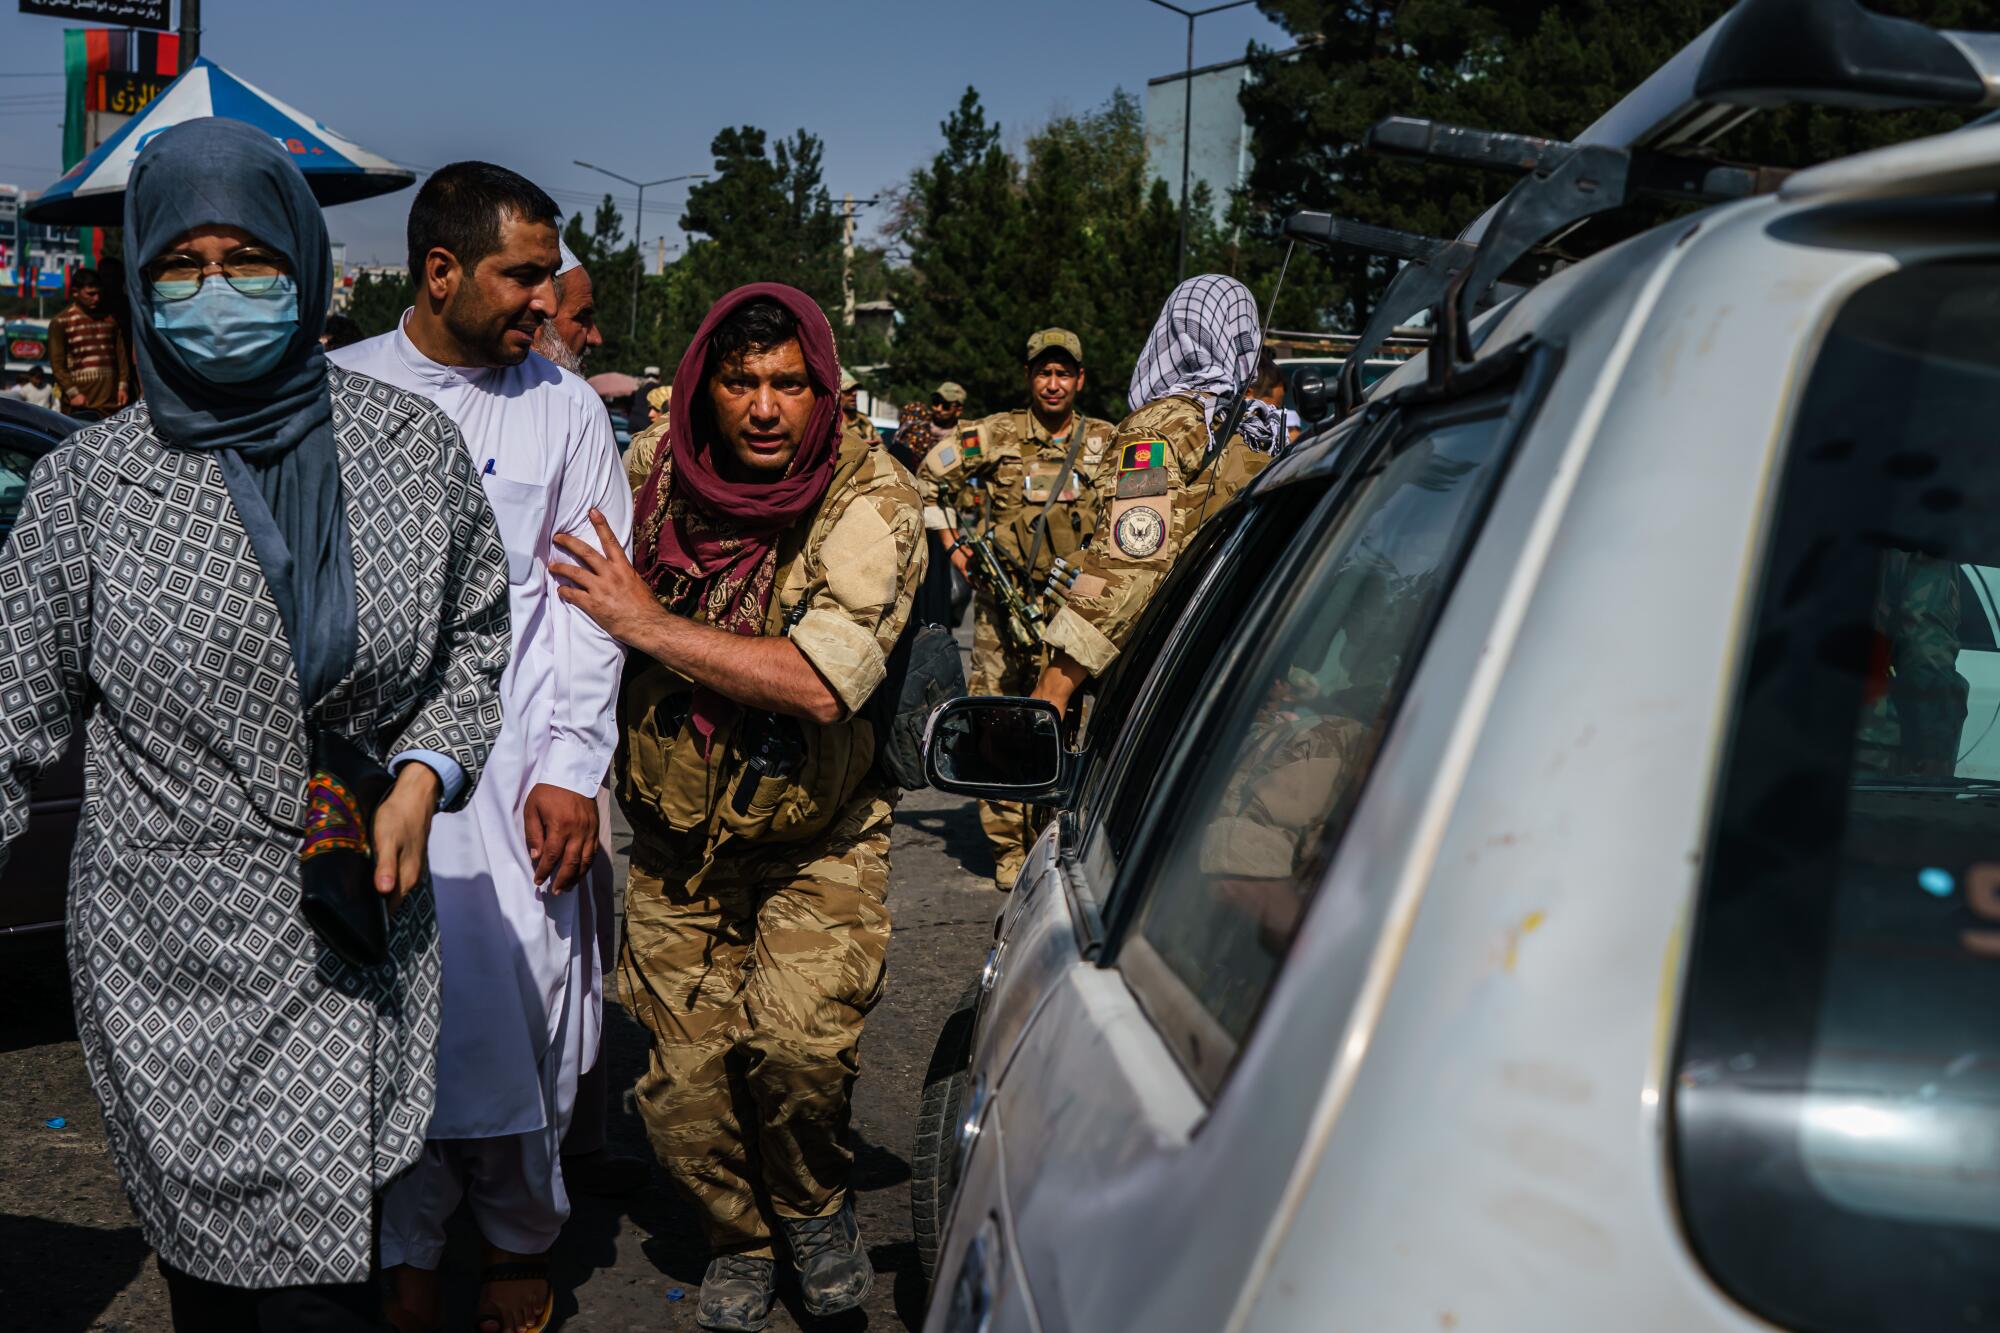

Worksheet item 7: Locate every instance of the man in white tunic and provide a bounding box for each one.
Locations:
[332,162,631,1333]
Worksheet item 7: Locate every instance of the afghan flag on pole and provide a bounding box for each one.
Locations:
[63,27,181,265]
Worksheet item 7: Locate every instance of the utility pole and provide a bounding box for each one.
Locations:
[178,0,201,71]
[572,161,708,340]
[839,194,878,331]
[842,194,855,329]
[1142,0,1253,280]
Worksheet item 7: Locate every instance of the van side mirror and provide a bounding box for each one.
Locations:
[924,696,1076,805]
[1292,368,1330,422]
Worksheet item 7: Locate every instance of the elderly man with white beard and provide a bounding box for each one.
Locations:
[530,237,602,374]
[530,239,649,1202]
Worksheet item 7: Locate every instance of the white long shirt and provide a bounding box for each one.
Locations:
[331,315,632,1139]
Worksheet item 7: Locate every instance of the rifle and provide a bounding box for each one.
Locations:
[957,522,1046,654]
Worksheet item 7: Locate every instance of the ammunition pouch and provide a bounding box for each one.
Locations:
[714,708,876,846]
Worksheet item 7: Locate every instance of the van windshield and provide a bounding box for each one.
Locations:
[1675,264,2000,1331]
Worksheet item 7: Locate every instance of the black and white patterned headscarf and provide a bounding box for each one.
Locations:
[1127,273,1284,453]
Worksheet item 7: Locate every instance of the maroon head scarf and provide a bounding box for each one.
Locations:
[631,282,842,740]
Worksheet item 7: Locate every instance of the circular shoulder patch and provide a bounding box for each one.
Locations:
[1114,504,1167,557]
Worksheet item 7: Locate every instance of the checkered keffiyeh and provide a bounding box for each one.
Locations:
[1127,274,1284,453]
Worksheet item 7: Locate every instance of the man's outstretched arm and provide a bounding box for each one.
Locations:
[552,511,845,725]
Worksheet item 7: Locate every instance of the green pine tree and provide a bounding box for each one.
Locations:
[1240,0,2000,325]
[671,126,846,353]
[346,271,414,338]
[888,89,1025,413]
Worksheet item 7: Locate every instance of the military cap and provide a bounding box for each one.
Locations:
[933,381,968,404]
[1025,328,1083,364]
[840,368,859,391]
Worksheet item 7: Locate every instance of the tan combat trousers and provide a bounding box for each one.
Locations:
[620,796,894,1257]
[970,595,1043,890]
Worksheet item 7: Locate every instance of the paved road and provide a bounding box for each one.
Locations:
[0,774,999,1331]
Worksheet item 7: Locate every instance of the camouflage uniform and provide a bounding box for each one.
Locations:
[626,414,669,493]
[1857,550,1970,779]
[1042,393,1268,675]
[844,411,880,448]
[919,408,1115,886]
[616,430,926,1257]
[895,401,961,627]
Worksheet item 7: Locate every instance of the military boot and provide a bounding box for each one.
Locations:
[696,1253,776,1332]
[782,1196,873,1316]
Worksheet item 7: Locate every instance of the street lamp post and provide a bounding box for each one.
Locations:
[1142,0,1254,280]
[572,161,709,340]
[179,0,201,71]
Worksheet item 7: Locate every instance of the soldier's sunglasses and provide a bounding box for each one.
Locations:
[146,248,290,302]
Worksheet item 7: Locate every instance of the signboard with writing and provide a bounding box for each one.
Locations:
[19,0,170,29]
[98,69,169,115]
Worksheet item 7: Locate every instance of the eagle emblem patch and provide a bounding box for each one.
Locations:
[1114,504,1166,557]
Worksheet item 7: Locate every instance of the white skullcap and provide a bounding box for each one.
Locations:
[557,235,582,277]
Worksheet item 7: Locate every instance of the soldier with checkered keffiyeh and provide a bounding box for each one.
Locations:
[1033,275,1276,714]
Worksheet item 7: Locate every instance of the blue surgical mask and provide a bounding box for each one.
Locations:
[151,274,300,384]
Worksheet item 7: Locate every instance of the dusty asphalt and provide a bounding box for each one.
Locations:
[0,654,1000,1331]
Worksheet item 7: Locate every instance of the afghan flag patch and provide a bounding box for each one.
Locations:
[959,428,983,462]
[1116,437,1170,500]
[1122,439,1168,472]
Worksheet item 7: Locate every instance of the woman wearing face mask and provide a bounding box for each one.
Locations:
[0,118,512,1329]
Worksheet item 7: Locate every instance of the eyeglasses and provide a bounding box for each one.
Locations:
[146,249,290,302]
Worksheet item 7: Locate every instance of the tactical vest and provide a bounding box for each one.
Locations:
[975,411,1108,582]
[617,431,885,873]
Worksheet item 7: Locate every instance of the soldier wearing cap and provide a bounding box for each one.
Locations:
[840,368,879,447]
[921,329,1115,890]
[895,382,971,626]
[625,383,674,492]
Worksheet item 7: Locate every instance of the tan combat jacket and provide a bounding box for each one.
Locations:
[616,429,927,869]
[626,415,668,493]
[1040,394,1266,676]
[918,408,1116,583]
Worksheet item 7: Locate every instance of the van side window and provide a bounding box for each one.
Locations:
[0,440,43,549]
[1115,399,1517,1095]
[1675,264,2000,1332]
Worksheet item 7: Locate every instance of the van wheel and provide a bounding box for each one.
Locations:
[911,977,981,1285]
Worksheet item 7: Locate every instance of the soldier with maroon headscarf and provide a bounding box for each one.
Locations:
[552,283,924,1331]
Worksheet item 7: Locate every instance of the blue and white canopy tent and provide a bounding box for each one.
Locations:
[24,57,414,225]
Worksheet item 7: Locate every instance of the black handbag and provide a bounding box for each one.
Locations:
[298,729,396,969]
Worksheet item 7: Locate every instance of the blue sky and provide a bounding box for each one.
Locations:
[0,0,1293,265]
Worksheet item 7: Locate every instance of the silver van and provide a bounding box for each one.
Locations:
[917,1,2000,1328]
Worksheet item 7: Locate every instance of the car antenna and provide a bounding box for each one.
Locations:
[1189,238,1295,488]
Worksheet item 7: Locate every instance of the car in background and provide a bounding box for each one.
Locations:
[911,1,2000,1327]
[1278,349,1417,427]
[4,317,50,379]
[0,395,82,939]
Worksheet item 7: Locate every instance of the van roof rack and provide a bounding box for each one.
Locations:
[1282,212,1444,265]
[1332,0,2000,412]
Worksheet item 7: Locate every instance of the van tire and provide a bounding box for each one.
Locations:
[911,977,981,1286]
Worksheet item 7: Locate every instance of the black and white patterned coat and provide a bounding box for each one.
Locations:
[0,369,510,1286]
